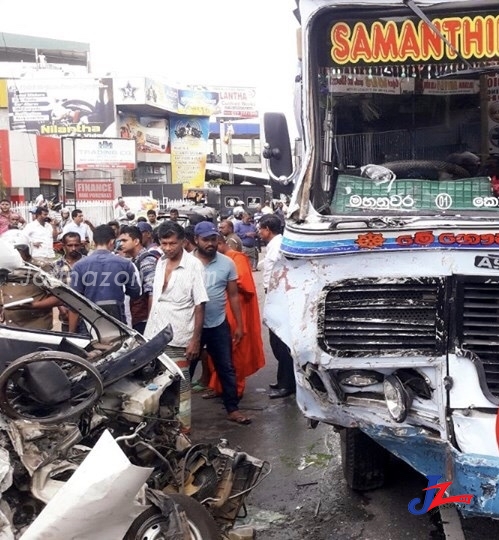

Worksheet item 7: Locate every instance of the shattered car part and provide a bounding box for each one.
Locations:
[0,241,269,538]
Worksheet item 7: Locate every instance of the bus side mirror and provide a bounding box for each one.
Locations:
[263,112,294,185]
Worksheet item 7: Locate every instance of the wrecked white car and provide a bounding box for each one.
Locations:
[0,241,268,539]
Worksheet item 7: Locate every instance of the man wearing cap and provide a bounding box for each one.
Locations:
[192,221,251,425]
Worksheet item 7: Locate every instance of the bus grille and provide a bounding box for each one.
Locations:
[456,278,499,399]
[319,278,444,357]
[318,276,499,401]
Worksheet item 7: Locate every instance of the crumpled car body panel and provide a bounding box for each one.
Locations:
[0,241,267,538]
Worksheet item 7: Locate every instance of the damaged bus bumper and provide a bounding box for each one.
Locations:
[265,248,499,518]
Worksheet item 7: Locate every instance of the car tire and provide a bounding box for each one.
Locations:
[125,493,221,540]
[340,427,389,491]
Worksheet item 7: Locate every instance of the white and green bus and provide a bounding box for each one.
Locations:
[264,0,499,517]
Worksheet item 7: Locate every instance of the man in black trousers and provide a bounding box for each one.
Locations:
[258,214,296,399]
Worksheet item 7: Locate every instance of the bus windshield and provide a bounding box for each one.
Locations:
[310,5,499,218]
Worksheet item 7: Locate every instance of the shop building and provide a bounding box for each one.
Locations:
[0,32,262,203]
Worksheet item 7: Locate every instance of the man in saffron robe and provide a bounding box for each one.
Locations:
[208,235,265,397]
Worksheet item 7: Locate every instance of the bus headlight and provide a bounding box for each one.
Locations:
[384,374,413,423]
[338,370,383,387]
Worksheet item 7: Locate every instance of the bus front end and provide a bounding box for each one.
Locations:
[264,0,499,517]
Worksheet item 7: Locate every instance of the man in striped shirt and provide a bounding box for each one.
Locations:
[118,225,158,334]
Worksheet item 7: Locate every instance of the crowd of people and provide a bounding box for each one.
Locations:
[0,195,296,434]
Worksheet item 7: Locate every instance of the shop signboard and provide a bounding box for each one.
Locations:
[74,138,136,170]
[212,86,258,118]
[7,77,115,137]
[75,180,115,201]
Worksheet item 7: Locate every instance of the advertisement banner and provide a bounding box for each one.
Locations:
[329,74,415,94]
[422,79,479,95]
[8,77,115,137]
[177,89,219,116]
[114,78,178,113]
[212,86,258,118]
[170,116,209,189]
[76,181,115,201]
[118,114,170,154]
[145,78,178,112]
[74,138,136,170]
[163,84,179,112]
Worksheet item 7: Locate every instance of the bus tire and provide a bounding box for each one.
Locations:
[340,427,389,491]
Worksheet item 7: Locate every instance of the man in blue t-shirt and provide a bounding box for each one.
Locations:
[234,212,258,270]
[69,225,141,330]
[192,221,251,425]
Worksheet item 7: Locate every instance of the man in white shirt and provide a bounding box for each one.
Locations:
[144,221,208,434]
[258,213,296,399]
[61,209,93,252]
[34,193,46,207]
[23,206,57,261]
[261,200,274,215]
[114,196,130,224]
[259,215,282,293]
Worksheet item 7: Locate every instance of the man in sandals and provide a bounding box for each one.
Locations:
[144,221,208,435]
[192,221,252,425]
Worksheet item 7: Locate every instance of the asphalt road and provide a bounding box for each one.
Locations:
[190,267,499,540]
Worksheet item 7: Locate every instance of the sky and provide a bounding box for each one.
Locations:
[1,0,299,119]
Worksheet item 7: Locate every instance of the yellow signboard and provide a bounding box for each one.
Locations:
[0,80,8,108]
[331,14,499,65]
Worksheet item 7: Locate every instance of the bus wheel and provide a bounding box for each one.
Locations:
[340,428,389,491]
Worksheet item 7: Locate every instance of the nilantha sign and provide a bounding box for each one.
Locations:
[330,12,499,65]
[74,138,136,170]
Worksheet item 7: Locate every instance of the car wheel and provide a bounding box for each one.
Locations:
[125,494,221,540]
[340,427,389,491]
